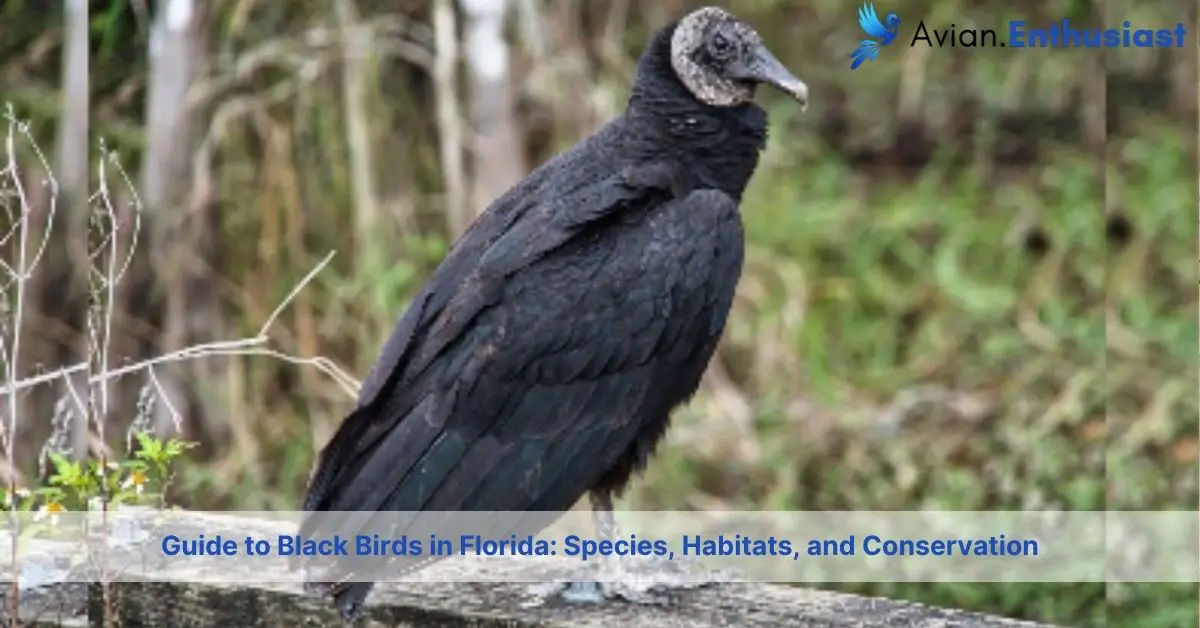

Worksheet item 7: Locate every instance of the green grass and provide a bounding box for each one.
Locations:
[621,123,1195,626]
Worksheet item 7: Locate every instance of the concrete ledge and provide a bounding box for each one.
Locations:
[0,510,1059,627]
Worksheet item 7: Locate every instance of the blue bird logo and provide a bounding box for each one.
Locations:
[850,3,900,70]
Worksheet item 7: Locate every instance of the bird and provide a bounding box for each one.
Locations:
[850,3,901,69]
[298,6,807,623]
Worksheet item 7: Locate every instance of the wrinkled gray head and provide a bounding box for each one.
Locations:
[670,7,808,109]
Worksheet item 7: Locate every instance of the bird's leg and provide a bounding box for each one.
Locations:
[522,491,741,608]
[523,492,633,605]
[592,491,619,542]
[555,491,635,603]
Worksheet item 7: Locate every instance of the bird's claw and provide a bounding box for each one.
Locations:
[335,596,365,626]
[521,554,743,608]
[554,578,675,606]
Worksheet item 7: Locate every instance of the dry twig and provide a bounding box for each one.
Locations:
[0,108,361,489]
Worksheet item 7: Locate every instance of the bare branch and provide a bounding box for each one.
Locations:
[261,251,336,337]
[0,103,61,477]
[0,112,360,487]
[188,14,435,109]
[146,367,183,435]
[0,249,356,400]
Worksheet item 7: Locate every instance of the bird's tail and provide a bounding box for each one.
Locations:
[850,40,881,69]
[305,580,374,624]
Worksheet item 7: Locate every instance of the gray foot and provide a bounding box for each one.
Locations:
[333,582,373,625]
[303,579,371,625]
[521,555,742,608]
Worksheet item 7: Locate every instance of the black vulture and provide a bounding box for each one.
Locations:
[300,6,807,621]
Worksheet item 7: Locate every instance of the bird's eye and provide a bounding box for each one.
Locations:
[710,32,733,55]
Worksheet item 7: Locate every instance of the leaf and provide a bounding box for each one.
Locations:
[164,438,197,458]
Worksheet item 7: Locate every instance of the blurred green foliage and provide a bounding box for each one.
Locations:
[2,0,1196,626]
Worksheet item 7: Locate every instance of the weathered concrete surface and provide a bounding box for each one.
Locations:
[0,581,88,627]
[0,510,1060,627]
[5,577,1060,628]
[89,579,1060,628]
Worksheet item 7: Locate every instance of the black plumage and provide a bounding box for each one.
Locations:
[300,6,806,620]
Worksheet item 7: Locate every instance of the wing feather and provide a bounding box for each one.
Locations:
[300,188,741,561]
[857,3,889,39]
[302,189,739,593]
[302,141,692,509]
[850,39,881,69]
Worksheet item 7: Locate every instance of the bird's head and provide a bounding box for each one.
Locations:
[885,14,901,31]
[669,7,808,110]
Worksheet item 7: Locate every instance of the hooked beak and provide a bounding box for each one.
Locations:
[730,44,808,111]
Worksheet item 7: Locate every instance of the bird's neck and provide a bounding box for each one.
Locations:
[623,24,769,200]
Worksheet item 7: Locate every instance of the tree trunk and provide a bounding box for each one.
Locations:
[460,0,526,218]
[433,0,468,236]
[17,0,90,477]
[56,0,89,464]
[140,0,224,451]
[333,0,383,258]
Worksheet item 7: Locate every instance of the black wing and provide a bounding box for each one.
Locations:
[302,167,742,525]
[302,149,655,512]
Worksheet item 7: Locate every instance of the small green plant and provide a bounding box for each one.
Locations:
[1,431,198,628]
[2,430,197,521]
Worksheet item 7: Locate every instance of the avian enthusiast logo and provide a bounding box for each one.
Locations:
[850,3,901,69]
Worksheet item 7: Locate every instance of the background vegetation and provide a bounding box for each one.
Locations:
[0,0,1196,626]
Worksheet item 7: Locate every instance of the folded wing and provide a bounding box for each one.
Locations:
[857,3,889,39]
[301,154,743,565]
